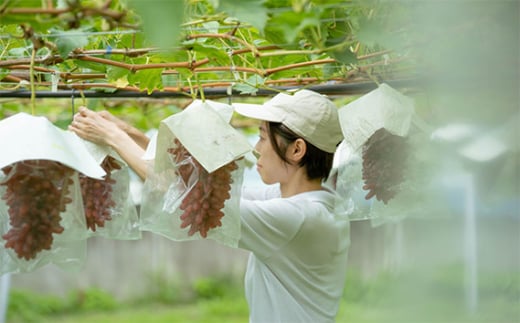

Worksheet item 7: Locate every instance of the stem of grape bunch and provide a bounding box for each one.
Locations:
[29,46,36,115]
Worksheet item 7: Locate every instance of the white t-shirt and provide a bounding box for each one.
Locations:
[238,186,350,323]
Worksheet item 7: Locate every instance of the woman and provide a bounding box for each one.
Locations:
[69,89,350,323]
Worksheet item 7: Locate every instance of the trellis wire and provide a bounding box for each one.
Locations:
[0,78,422,99]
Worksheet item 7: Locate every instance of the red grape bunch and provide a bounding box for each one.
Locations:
[168,139,238,238]
[361,128,409,204]
[1,160,74,260]
[79,156,122,232]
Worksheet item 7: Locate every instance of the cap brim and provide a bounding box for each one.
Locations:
[233,103,283,122]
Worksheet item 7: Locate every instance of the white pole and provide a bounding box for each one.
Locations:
[464,174,478,314]
[0,273,10,323]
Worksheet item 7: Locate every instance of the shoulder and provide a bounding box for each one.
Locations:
[238,194,306,255]
[241,194,305,225]
[242,184,281,201]
[288,189,337,212]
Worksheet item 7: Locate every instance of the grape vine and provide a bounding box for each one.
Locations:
[0,0,412,97]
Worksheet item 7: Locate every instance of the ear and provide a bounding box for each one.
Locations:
[287,138,307,163]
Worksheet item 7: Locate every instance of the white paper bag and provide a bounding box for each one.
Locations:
[155,100,251,173]
[339,83,414,152]
[0,112,105,178]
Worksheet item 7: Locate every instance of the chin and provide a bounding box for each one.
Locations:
[259,176,274,185]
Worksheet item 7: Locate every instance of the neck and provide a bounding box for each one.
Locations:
[279,167,323,198]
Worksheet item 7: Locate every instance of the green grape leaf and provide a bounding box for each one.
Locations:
[265,11,321,44]
[0,69,8,80]
[176,68,194,81]
[328,47,357,65]
[233,75,265,94]
[128,0,184,49]
[201,21,220,34]
[246,74,265,86]
[116,32,146,50]
[8,47,31,58]
[74,60,107,73]
[156,50,190,67]
[219,0,268,32]
[355,17,400,49]
[107,66,130,82]
[133,69,164,94]
[322,7,352,47]
[322,62,344,79]
[189,43,230,66]
[232,82,258,95]
[264,24,299,49]
[54,30,89,58]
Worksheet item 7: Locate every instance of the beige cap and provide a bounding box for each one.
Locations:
[233,89,343,153]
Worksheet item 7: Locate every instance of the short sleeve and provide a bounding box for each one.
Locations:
[238,198,305,260]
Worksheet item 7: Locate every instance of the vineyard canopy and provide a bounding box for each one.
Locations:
[0,0,421,99]
[0,0,517,129]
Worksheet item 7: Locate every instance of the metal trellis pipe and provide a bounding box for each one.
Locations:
[0,79,423,99]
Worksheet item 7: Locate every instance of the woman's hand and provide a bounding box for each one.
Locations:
[69,106,125,147]
[69,106,148,180]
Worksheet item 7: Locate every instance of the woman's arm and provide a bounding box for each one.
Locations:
[97,110,150,150]
[69,107,148,180]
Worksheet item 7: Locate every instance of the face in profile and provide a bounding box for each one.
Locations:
[254,122,291,185]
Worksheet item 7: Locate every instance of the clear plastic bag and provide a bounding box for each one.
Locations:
[79,156,141,240]
[335,83,417,223]
[0,113,106,275]
[329,141,372,221]
[140,100,251,247]
[332,131,438,226]
[140,138,246,247]
[367,131,445,227]
[0,160,87,275]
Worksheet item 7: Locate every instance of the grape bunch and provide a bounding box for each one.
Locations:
[361,128,409,204]
[168,139,238,238]
[1,160,74,260]
[79,156,122,232]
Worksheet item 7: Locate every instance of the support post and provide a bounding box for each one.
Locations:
[464,174,478,314]
[0,273,11,323]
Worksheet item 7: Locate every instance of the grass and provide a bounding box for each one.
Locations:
[39,300,249,323]
[20,296,518,323]
[6,266,520,323]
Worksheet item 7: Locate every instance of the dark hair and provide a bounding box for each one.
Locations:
[266,122,334,181]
